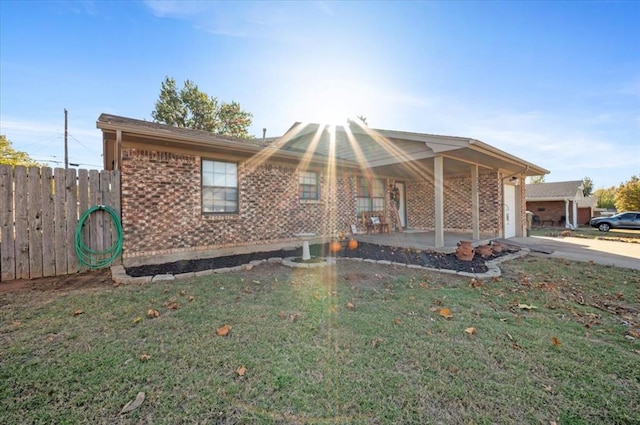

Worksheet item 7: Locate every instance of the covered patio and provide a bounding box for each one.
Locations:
[352,229,498,253]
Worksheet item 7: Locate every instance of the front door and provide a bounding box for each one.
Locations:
[396,182,406,228]
[503,183,517,238]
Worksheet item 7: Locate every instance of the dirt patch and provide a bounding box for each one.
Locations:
[0,268,113,295]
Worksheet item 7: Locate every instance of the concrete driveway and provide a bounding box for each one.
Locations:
[506,236,640,271]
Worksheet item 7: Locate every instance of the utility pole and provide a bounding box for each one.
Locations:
[64,108,68,169]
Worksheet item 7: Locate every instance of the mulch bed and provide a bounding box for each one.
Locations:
[126,242,517,278]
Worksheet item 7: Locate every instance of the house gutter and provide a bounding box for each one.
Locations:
[469,139,549,176]
[503,165,529,182]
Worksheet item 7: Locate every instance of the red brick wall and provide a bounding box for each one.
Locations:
[120,147,506,260]
[405,172,500,232]
[121,148,363,259]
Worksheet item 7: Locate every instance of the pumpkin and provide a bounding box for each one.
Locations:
[329,241,342,253]
[347,239,358,250]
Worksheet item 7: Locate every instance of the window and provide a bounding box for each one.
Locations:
[356,177,385,215]
[299,171,319,200]
[202,160,238,213]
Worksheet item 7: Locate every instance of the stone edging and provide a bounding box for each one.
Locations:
[110,248,530,285]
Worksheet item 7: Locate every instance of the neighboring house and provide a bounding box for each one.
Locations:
[525,180,595,228]
[97,114,548,266]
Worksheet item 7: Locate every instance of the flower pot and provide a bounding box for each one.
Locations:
[347,239,358,250]
[476,244,493,258]
[455,240,475,261]
[491,242,503,253]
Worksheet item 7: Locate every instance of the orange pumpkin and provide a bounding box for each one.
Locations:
[329,241,342,253]
[347,239,358,250]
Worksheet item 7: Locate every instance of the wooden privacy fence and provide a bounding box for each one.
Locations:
[0,165,121,281]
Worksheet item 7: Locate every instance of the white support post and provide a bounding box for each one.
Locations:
[434,155,444,248]
[565,199,570,228]
[572,199,578,229]
[471,164,479,240]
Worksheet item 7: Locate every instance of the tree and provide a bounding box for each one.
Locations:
[614,175,640,211]
[0,135,41,166]
[527,175,546,184]
[582,176,594,197]
[151,77,253,138]
[594,186,616,209]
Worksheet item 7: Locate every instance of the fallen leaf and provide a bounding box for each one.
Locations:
[518,304,537,310]
[132,316,142,324]
[465,327,477,336]
[370,338,384,347]
[73,309,84,316]
[243,287,253,294]
[469,278,483,288]
[551,336,562,346]
[179,290,186,296]
[252,280,261,284]
[419,283,428,289]
[121,392,145,414]
[288,312,301,322]
[139,353,151,361]
[346,302,355,310]
[543,384,553,393]
[11,320,21,326]
[394,318,402,325]
[439,308,453,319]
[236,365,247,376]
[628,329,640,339]
[167,302,180,310]
[278,310,287,319]
[216,325,231,336]
[188,295,194,302]
[147,309,160,318]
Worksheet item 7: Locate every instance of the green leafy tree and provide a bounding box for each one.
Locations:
[582,176,594,197]
[527,175,546,184]
[0,135,41,166]
[614,175,640,211]
[594,186,616,209]
[152,77,253,138]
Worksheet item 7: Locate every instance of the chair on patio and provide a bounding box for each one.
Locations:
[378,213,390,234]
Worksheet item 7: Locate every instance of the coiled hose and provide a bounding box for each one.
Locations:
[75,205,123,269]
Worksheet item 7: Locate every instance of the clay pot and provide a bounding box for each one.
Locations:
[455,240,475,261]
[491,242,503,253]
[476,244,493,258]
[347,239,358,250]
[329,240,342,253]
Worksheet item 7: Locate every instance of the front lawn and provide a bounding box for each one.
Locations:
[1,258,639,424]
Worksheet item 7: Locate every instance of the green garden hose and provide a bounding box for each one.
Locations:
[75,205,123,270]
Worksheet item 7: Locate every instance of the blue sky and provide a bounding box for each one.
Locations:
[1,1,638,188]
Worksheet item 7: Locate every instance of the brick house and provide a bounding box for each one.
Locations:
[97,114,548,266]
[525,180,596,228]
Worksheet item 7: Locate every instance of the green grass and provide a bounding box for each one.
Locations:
[1,258,639,424]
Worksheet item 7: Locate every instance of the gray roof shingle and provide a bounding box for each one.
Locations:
[526,180,584,200]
